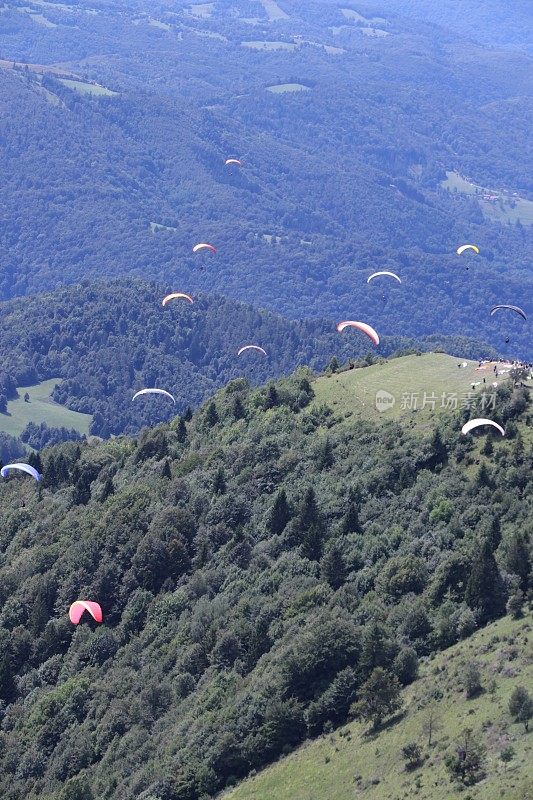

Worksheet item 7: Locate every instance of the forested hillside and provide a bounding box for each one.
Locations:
[0,365,530,800]
[0,0,531,355]
[0,280,497,438]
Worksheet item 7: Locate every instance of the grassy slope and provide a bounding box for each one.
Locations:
[312,353,512,431]
[225,615,533,800]
[0,378,92,438]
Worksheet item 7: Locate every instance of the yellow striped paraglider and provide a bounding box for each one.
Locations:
[456,244,479,256]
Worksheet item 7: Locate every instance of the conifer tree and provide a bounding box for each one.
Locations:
[317,437,334,470]
[465,539,506,623]
[28,451,43,474]
[328,356,339,373]
[43,456,57,488]
[205,402,219,427]
[73,472,91,506]
[320,540,347,590]
[485,516,501,551]
[232,395,246,420]
[176,417,187,443]
[475,462,492,488]
[512,433,524,464]
[342,501,361,534]
[505,533,530,592]
[268,489,291,536]
[55,454,70,483]
[428,427,447,467]
[295,487,324,561]
[265,384,279,409]
[101,475,115,501]
[481,435,494,457]
[213,467,226,495]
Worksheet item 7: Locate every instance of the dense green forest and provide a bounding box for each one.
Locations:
[0,279,497,438]
[0,0,531,357]
[0,364,530,799]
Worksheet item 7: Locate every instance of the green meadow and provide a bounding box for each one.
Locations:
[58,78,118,96]
[1,378,92,439]
[311,352,504,429]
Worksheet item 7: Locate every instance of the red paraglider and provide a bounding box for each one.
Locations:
[69,601,103,625]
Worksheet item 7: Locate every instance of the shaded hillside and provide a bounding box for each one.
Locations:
[0,280,497,438]
[0,364,530,799]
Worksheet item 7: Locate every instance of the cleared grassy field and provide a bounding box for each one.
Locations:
[260,0,290,22]
[266,83,310,93]
[58,78,117,96]
[361,27,389,37]
[242,41,297,51]
[225,615,533,800]
[312,353,506,430]
[189,3,214,18]
[150,222,178,233]
[1,379,92,439]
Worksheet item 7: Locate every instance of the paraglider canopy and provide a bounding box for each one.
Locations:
[1,463,42,481]
[237,345,267,357]
[225,159,242,166]
[69,601,103,625]
[162,292,193,306]
[461,418,505,437]
[456,244,479,256]
[193,243,216,254]
[132,388,176,403]
[490,305,527,321]
[336,320,380,346]
[367,271,402,284]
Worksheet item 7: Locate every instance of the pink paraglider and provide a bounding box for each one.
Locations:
[69,601,103,625]
[336,320,380,346]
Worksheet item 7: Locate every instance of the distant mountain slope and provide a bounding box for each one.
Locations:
[225,613,533,800]
[0,1,531,355]
[343,0,533,53]
[0,360,530,800]
[0,279,498,437]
